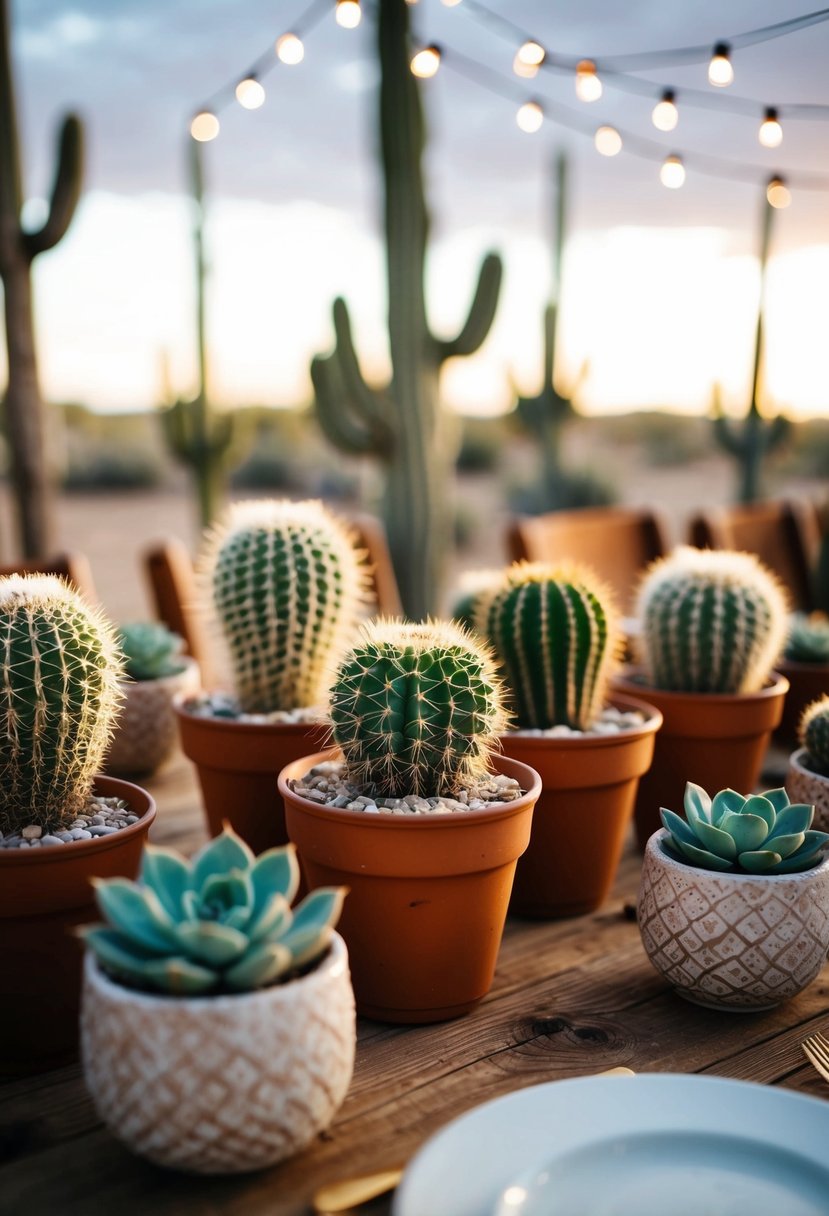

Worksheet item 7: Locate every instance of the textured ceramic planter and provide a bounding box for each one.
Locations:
[786,748,829,834]
[0,776,156,1074]
[612,670,789,852]
[639,830,829,1011]
[498,695,662,918]
[106,658,200,777]
[775,660,829,746]
[279,749,541,1024]
[81,931,355,1174]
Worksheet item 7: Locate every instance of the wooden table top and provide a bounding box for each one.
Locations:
[2,752,829,1216]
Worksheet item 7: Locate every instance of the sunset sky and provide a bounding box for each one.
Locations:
[7,0,829,418]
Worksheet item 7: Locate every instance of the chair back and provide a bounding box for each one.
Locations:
[0,552,98,604]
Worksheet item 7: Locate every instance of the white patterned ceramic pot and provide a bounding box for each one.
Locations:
[786,749,829,835]
[106,659,200,776]
[638,831,829,1012]
[81,931,355,1173]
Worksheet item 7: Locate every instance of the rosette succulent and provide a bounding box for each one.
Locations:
[81,826,345,995]
[118,621,187,681]
[660,782,829,874]
[784,613,829,665]
[800,696,829,777]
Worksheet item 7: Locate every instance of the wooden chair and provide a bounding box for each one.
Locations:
[507,506,671,615]
[688,499,820,611]
[0,552,98,603]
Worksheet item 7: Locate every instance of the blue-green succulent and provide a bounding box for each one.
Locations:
[81,826,345,995]
[660,782,829,875]
[117,621,187,681]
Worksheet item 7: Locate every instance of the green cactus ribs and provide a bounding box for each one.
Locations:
[330,619,507,798]
[800,696,829,776]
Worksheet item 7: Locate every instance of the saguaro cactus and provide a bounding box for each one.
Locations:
[311,0,502,619]
[0,0,83,556]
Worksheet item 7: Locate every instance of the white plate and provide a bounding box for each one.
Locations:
[393,1074,829,1216]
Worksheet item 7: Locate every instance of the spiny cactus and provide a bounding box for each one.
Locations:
[661,781,828,875]
[199,499,367,714]
[329,619,508,798]
[637,546,788,695]
[0,574,123,835]
[800,696,829,776]
[449,568,502,632]
[477,562,619,731]
[784,612,829,664]
[80,826,345,995]
[118,622,187,682]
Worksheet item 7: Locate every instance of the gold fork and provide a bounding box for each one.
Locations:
[802,1031,829,1081]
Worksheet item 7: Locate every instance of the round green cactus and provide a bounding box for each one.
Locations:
[449,568,502,633]
[800,695,829,776]
[477,561,619,731]
[660,781,828,874]
[636,546,788,695]
[199,499,367,714]
[329,619,508,798]
[0,574,123,836]
[80,826,345,995]
[118,621,187,681]
[784,612,829,664]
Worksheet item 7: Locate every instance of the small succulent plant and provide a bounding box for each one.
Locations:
[449,568,502,632]
[660,781,829,874]
[118,622,187,681]
[800,696,829,777]
[80,826,345,995]
[784,612,829,665]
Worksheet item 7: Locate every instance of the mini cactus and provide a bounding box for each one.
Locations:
[0,574,123,835]
[450,568,502,633]
[636,546,788,695]
[80,826,345,995]
[784,612,829,664]
[329,619,508,798]
[660,781,828,875]
[118,622,187,681]
[800,696,829,776]
[198,499,367,714]
[477,562,620,731]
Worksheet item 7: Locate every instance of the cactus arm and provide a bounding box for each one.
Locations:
[311,298,394,457]
[434,252,503,362]
[23,115,83,259]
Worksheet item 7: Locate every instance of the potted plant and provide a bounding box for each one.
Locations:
[613,546,790,851]
[176,498,367,854]
[639,780,829,1010]
[0,574,156,1072]
[80,825,354,1173]
[473,562,662,917]
[776,613,829,745]
[278,619,542,1024]
[105,621,200,776]
[786,695,829,832]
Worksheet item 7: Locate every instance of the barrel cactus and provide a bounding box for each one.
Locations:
[785,612,829,664]
[118,622,187,681]
[800,696,829,777]
[476,562,620,731]
[0,574,123,836]
[80,826,345,995]
[329,619,508,798]
[450,568,502,633]
[198,499,367,714]
[636,546,788,694]
[661,781,828,874]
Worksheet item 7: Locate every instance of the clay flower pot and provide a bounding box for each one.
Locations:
[498,694,662,918]
[279,750,541,1024]
[175,702,327,854]
[638,829,829,1011]
[0,776,156,1074]
[106,658,200,777]
[81,932,355,1174]
[775,659,829,746]
[786,748,829,834]
[612,671,789,852]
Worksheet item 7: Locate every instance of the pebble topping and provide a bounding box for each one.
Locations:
[0,796,138,849]
[289,760,522,815]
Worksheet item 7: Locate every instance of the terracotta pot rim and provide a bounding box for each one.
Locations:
[0,776,156,869]
[119,656,200,690]
[646,828,829,885]
[614,669,789,706]
[788,748,829,781]
[174,693,328,739]
[501,693,662,749]
[278,749,542,828]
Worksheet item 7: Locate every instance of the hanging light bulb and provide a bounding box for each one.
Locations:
[660,154,685,189]
[442,0,463,6]
[190,111,219,142]
[336,0,361,29]
[766,176,791,208]
[708,42,733,87]
[575,60,602,102]
[594,125,622,156]
[410,44,441,78]
[652,89,678,132]
[516,100,544,133]
[276,33,305,64]
[759,107,783,148]
[235,77,265,109]
[513,40,545,78]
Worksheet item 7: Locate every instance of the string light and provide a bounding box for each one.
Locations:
[335,0,361,30]
[442,0,463,6]
[660,154,686,188]
[513,40,545,78]
[766,175,791,208]
[759,107,783,148]
[275,33,305,64]
[652,89,678,132]
[190,111,220,142]
[235,77,265,109]
[708,42,733,87]
[516,99,544,133]
[411,44,441,78]
[595,125,622,156]
[575,60,602,102]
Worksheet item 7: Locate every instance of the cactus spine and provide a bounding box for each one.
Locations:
[0,0,83,556]
[329,619,507,798]
[637,546,789,695]
[199,499,366,714]
[479,562,618,731]
[800,696,829,775]
[0,575,123,835]
[312,0,502,619]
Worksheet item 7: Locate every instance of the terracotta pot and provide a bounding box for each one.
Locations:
[106,658,200,777]
[786,748,829,834]
[612,670,789,852]
[175,701,327,854]
[81,932,355,1174]
[639,830,829,1011]
[0,776,156,1075]
[279,750,541,1024]
[498,695,662,918]
[775,659,828,746]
